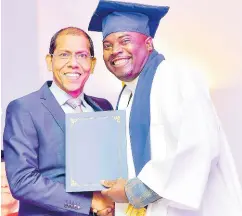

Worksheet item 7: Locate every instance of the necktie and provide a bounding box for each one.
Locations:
[66,98,85,112]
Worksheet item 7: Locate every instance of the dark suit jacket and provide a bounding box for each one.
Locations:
[3,81,113,216]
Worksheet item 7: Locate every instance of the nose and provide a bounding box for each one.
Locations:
[69,54,79,68]
[112,43,123,55]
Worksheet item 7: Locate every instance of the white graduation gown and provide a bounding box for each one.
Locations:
[117,61,242,216]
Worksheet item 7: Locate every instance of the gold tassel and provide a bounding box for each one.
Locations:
[125,204,146,216]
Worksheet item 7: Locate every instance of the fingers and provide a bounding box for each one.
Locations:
[96,207,114,216]
[101,180,117,188]
[101,188,110,197]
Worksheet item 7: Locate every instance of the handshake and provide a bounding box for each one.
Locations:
[91,179,129,216]
[91,191,114,216]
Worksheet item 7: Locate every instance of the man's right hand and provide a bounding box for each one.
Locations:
[91,192,114,216]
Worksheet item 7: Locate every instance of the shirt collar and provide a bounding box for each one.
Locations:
[50,81,84,106]
[124,76,139,94]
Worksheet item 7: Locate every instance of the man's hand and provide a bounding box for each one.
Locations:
[91,191,114,216]
[1,162,18,216]
[101,178,129,203]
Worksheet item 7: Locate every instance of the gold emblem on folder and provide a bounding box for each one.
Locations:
[113,115,121,123]
[70,178,80,187]
[70,118,80,125]
[70,116,109,127]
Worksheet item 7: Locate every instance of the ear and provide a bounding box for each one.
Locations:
[45,54,53,72]
[90,57,97,74]
[145,37,153,52]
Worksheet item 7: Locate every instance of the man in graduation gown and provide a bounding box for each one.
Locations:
[88,1,242,216]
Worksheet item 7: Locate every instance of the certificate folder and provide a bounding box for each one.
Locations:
[65,110,128,192]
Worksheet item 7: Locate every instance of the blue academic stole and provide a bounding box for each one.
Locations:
[129,50,164,175]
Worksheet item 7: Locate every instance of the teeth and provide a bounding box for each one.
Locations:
[65,73,80,77]
[64,73,81,80]
[113,59,128,66]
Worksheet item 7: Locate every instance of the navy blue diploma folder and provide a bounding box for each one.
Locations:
[65,110,128,192]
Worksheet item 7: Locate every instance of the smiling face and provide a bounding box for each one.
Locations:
[103,32,153,82]
[46,34,96,97]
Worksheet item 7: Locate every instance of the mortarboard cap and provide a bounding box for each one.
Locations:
[88,0,169,39]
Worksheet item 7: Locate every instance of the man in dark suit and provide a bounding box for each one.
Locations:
[3,27,114,216]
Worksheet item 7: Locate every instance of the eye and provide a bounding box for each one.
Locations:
[77,53,88,58]
[59,52,70,58]
[121,38,131,45]
[103,43,112,50]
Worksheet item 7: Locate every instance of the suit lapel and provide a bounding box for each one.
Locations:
[39,81,65,132]
[84,94,103,111]
[39,82,103,132]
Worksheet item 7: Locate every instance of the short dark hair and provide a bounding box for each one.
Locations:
[49,27,95,57]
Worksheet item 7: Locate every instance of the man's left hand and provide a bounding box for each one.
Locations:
[101,178,129,203]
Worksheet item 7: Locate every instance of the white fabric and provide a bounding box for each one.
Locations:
[116,61,242,216]
[50,81,94,113]
[118,79,139,179]
[115,79,138,216]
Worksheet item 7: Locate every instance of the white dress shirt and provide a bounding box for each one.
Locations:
[117,78,139,179]
[49,81,94,113]
[116,78,139,216]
